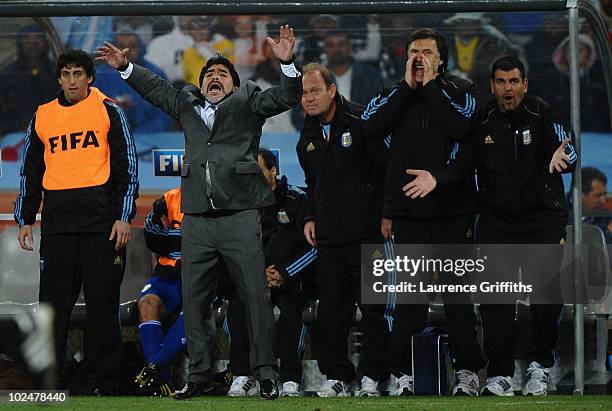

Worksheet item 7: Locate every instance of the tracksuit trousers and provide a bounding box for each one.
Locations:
[387,214,487,377]
[477,225,564,377]
[314,234,389,383]
[39,233,124,391]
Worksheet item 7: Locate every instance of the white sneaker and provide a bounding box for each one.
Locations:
[453,369,479,396]
[395,374,413,396]
[281,381,301,397]
[317,379,349,397]
[523,361,550,396]
[227,376,258,397]
[481,376,514,396]
[359,376,380,397]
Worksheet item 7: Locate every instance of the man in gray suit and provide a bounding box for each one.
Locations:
[96,25,301,400]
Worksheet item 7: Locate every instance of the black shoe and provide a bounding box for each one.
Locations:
[206,368,232,396]
[259,379,279,400]
[174,381,215,400]
[136,364,162,389]
[213,368,233,387]
[152,382,175,397]
[135,364,175,397]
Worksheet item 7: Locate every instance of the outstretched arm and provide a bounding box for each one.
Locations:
[96,42,182,119]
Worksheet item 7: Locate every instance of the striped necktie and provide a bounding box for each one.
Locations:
[207,104,217,129]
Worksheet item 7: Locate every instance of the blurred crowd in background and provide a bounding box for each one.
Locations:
[0,1,611,139]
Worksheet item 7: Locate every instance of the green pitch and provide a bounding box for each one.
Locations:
[2,396,612,410]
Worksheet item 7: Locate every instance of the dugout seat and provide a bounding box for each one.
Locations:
[560,224,611,307]
[0,226,155,326]
[0,226,40,317]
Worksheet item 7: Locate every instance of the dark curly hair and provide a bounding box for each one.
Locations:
[198,54,240,88]
[56,49,95,81]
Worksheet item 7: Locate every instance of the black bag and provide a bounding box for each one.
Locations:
[412,326,454,395]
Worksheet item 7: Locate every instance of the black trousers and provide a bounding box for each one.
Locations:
[388,215,487,376]
[315,235,389,382]
[477,226,564,377]
[0,320,20,347]
[39,233,124,390]
[227,288,310,382]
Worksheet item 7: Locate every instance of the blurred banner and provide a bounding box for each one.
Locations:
[0,131,304,191]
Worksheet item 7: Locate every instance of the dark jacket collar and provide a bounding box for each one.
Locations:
[184,84,206,107]
[57,88,91,107]
[487,94,539,123]
[274,176,289,207]
[302,93,355,141]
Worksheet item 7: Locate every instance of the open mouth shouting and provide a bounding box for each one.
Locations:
[413,60,425,81]
[414,62,424,75]
[206,81,225,99]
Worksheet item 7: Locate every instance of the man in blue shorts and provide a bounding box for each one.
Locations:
[135,187,186,396]
[135,188,231,396]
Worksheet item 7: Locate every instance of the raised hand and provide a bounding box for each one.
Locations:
[405,54,417,89]
[95,41,129,69]
[549,138,571,173]
[402,169,437,198]
[265,25,296,62]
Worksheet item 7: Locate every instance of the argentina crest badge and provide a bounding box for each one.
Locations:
[341,131,352,148]
[522,128,532,145]
[277,209,290,224]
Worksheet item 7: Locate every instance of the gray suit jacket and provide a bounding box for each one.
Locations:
[126,64,302,214]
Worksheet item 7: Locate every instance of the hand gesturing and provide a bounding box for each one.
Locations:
[266,25,296,62]
[95,41,129,69]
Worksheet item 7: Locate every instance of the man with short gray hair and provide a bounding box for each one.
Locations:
[298,62,389,397]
